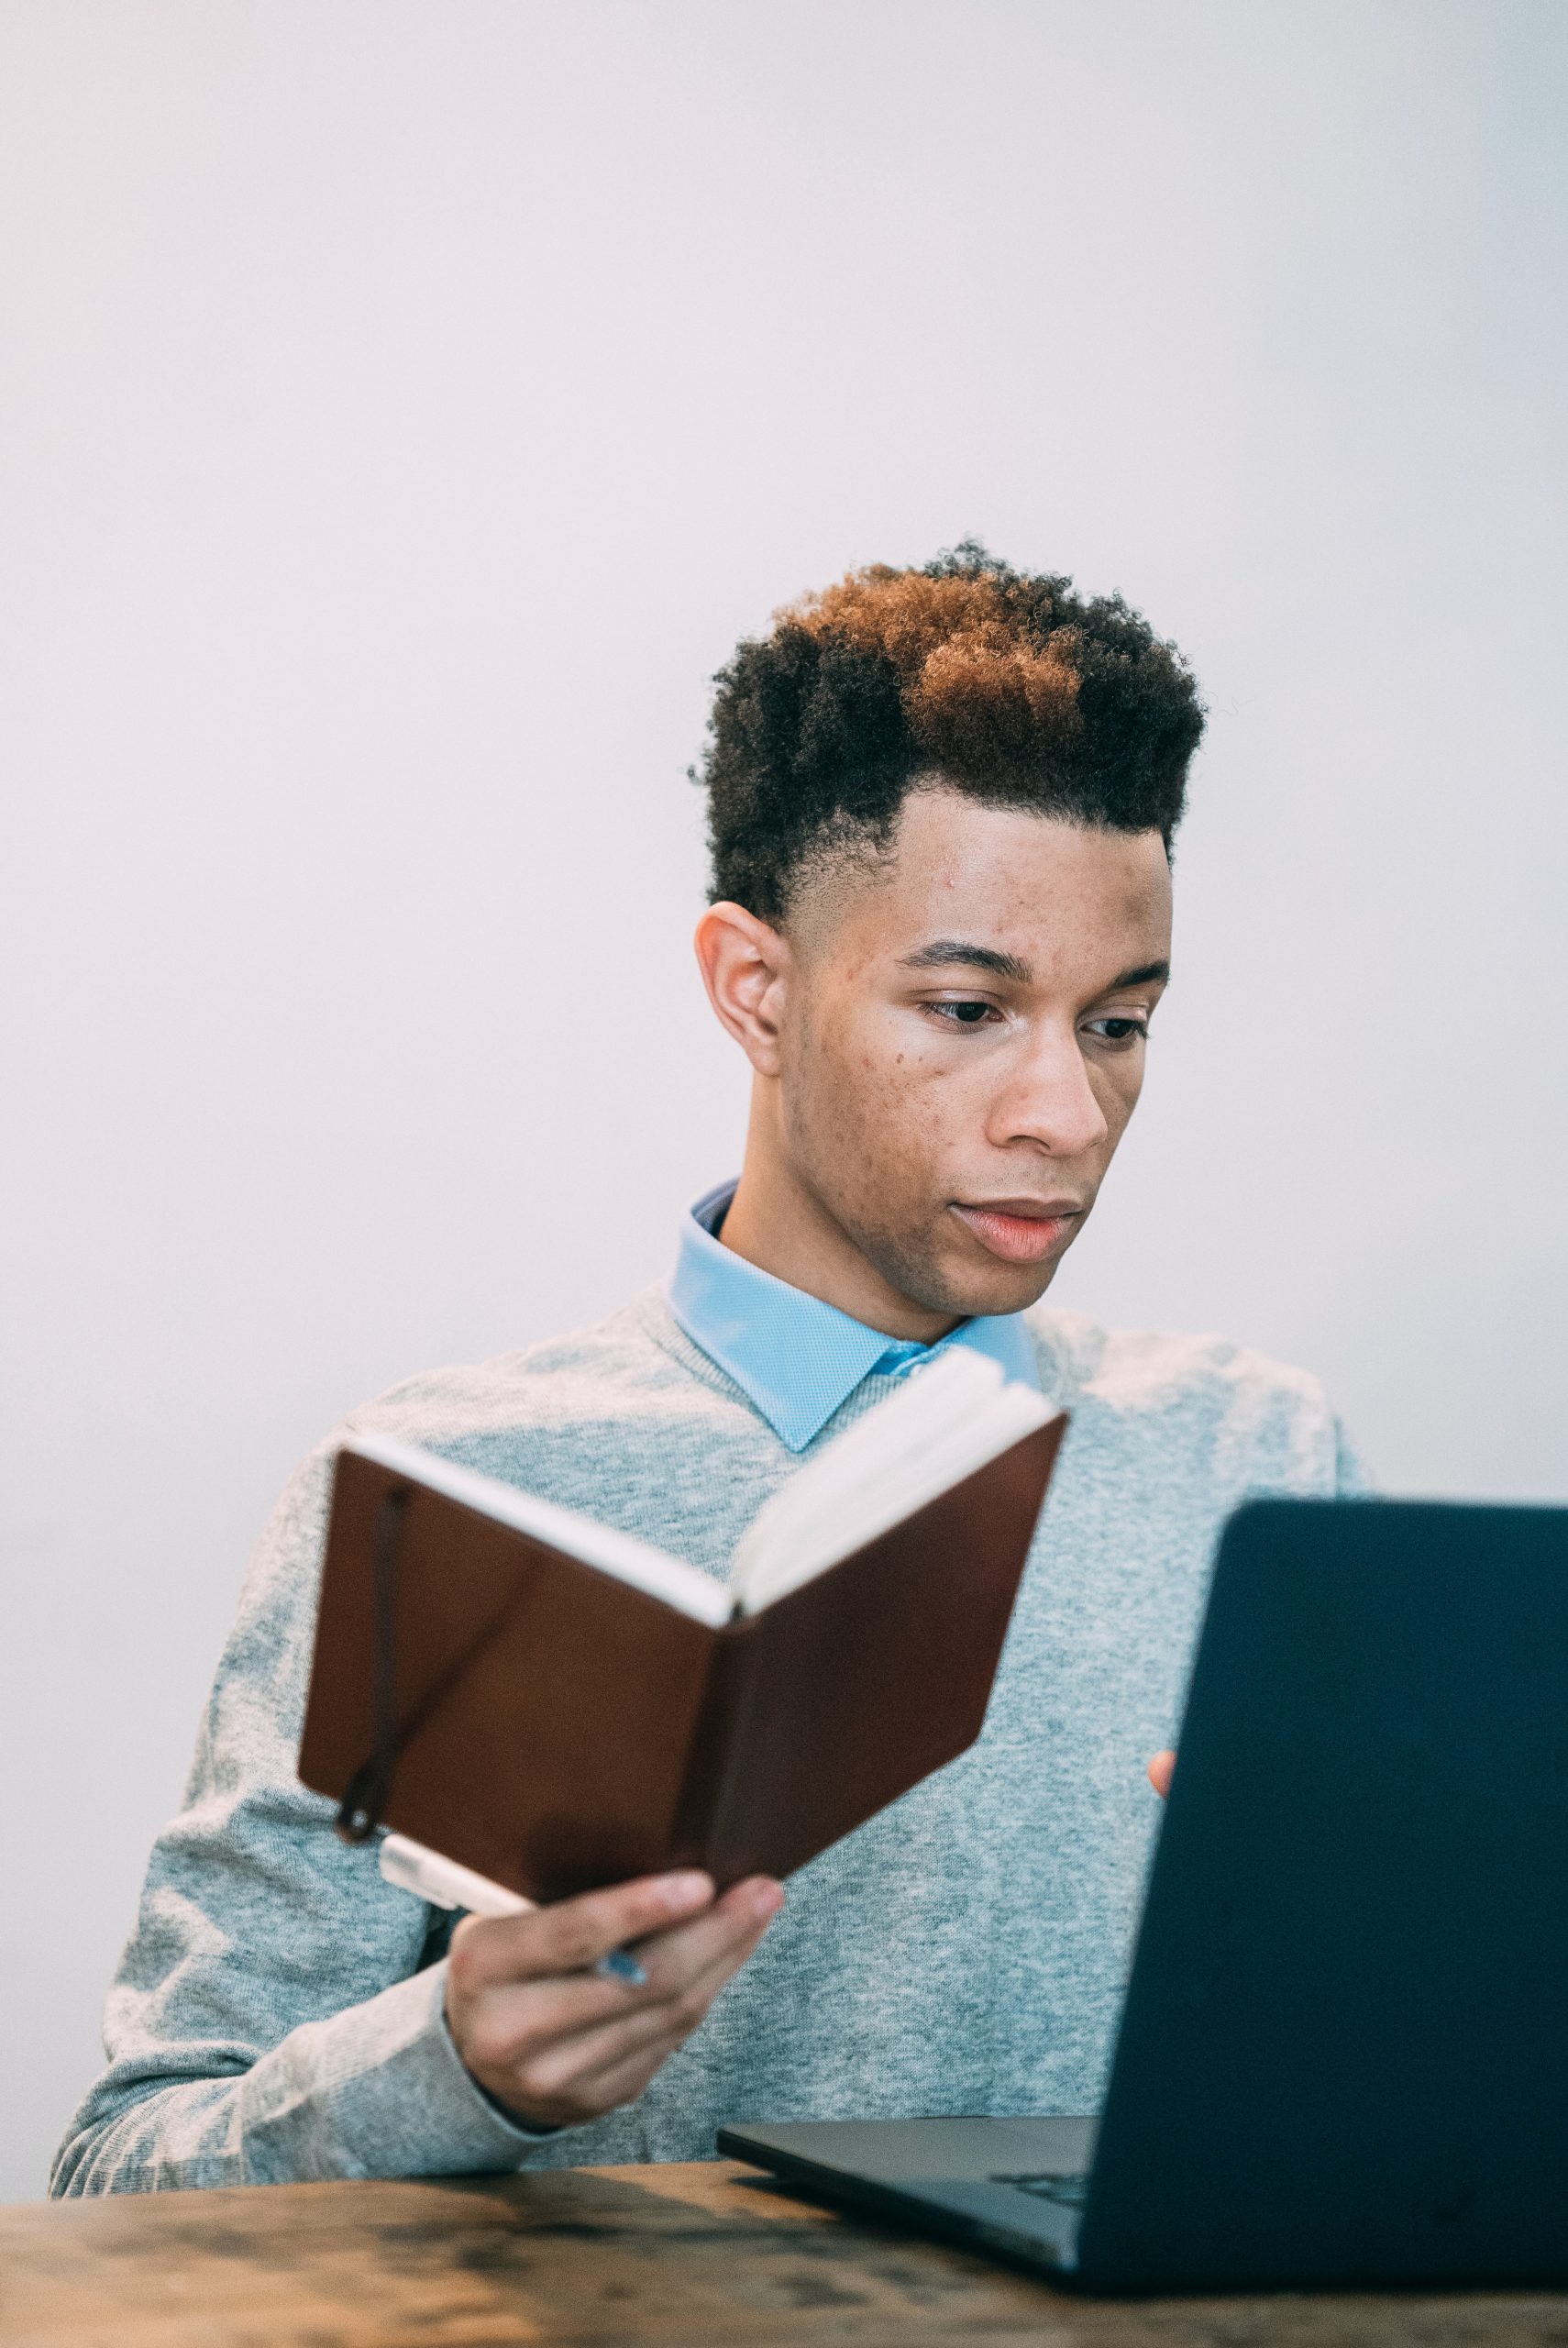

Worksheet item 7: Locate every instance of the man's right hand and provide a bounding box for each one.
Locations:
[445,1868,783,2132]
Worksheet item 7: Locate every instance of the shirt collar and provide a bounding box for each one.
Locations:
[666,1180,1042,1453]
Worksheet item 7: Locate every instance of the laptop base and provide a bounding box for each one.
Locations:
[717,2115,1094,2279]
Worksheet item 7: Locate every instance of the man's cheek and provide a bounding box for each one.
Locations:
[844,1080,933,1208]
[882,1086,964,1206]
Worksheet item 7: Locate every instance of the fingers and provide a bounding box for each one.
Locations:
[635,1875,782,1999]
[1147,1748,1176,1799]
[483,1893,781,2129]
[459,1868,784,2056]
[506,1964,723,2110]
[453,1868,716,1994]
[454,1876,778,2058]
[497,1881,782,2099]
[447,1872,784,2131]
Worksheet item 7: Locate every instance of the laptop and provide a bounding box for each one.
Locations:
[719,1497,1568,2292]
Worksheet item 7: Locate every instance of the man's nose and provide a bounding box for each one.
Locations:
[989,1029,1110,1159]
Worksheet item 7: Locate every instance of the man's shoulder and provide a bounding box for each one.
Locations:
[1026,1304,1329,1416]
[333,1289,712,1453]
[1022,1304,1355,1497]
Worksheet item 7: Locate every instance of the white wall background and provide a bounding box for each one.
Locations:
[2,0,1564,2200]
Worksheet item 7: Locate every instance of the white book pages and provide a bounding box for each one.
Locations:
[793,1384,1055,1587]
[341,1432,733,1628]
[727,1349,1003,1575]
[728,1353,1055,1615]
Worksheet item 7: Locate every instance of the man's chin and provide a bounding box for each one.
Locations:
[949,1261,1061,1321]
[878,1243,1063,1327]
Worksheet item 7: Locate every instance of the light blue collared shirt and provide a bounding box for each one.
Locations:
[665,1180,1042,1452]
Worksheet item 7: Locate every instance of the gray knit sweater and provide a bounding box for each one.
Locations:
[51,1290,1364,2194]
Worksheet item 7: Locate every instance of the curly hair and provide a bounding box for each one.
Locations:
[694,541,1205,923]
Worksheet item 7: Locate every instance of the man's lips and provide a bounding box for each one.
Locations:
[951,1201,1083,1265]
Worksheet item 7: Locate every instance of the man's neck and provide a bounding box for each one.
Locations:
[718,1102,958,1346]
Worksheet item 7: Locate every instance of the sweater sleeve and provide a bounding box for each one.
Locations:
[50,1445,559,2194]
[1333,1416,1376,1496]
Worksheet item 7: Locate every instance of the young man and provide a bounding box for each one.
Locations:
[54,548,1363,2193]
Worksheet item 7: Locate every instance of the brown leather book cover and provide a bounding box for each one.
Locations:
[298,1414,1066,1900]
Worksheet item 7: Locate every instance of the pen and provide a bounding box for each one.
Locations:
[377,1833,649,1987]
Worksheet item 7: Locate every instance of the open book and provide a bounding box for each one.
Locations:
[298,1349,1067,1901]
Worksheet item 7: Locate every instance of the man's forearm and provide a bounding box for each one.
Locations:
[51,1964,548,2194]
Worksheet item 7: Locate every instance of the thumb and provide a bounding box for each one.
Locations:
[1146,1749,1176,1800]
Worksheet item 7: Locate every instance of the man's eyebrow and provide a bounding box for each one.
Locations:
[899,944,1172,991]
[900,939,1033,982]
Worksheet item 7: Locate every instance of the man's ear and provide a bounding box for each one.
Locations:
[693,902,791,1079]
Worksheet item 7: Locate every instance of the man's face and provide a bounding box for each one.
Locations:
[778,788,1173,1321]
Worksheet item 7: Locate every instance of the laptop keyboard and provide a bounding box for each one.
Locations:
[990,2171,1091,2210]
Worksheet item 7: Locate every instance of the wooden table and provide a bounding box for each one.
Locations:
[3,2160,1563,2346]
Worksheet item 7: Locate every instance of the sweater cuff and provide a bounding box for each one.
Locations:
[240,1959,562,2181]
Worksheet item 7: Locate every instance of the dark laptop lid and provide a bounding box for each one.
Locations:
[1078,1497,1568,2291]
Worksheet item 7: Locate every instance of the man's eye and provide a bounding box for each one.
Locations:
[926,1000,999,1027]
[1085,1016,1149,1046]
